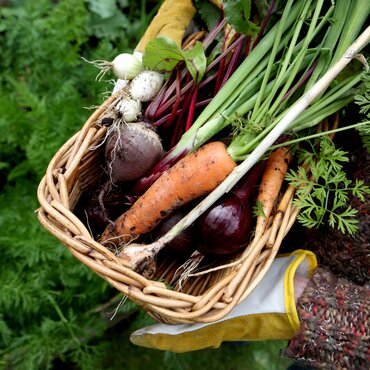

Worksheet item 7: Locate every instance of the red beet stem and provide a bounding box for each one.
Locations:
[251,0,276,49]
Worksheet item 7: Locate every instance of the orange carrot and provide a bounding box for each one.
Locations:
[254,146,292,240]
[101,141,237,245]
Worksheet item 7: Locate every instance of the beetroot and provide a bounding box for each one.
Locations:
[105,122,164,184]
[75,180,134,236]
[151,208,196,254]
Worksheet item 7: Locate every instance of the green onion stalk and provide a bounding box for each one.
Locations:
[167,0,369,161]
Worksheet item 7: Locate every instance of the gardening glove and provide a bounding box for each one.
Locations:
[135,0,196,55]
[130,249,317,352]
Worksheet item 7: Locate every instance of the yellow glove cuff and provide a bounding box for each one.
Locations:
[284,249,317,332]
[135,0,196,53]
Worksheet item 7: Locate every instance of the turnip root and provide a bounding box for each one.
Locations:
[105,122,164,184]
[129,70,164,102]
[115,97,142,122]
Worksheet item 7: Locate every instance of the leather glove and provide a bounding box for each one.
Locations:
[130,249,317,352]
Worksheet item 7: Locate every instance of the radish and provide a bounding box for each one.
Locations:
[113,79,129,94]
[105,122,164,184]
[129,70,164,102]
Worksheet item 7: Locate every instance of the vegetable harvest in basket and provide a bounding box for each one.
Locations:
[80,0,370,280]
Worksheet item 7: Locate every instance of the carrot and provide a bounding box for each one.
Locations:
[254,146,292,240]
[100,141,237,246]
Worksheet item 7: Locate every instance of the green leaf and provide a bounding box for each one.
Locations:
[206,39,223,65]
[352,180,370,201]
[183,41,207,84]
[143,36,207,84]
[287,138,370,235]
[143,36,185,72]
[87,12,129,40]
[193,0,222,30]
[7,161,33,181]
[0,162,9,170]
[117,0,129,7]
[253,200,266,218]
[357,122,370,152]
[223,0,260,36]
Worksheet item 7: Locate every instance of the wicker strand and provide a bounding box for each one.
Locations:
[65,92,118,169]
[64,127,97,188]
[50,200,91,238]
[57,173,70,210]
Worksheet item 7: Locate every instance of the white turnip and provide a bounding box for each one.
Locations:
[83,53,144,81]
[115,96,142,122]
[129,70,164,102]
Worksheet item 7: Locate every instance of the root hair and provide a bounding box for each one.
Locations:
[81,57,113,81]
[172,251,205,290]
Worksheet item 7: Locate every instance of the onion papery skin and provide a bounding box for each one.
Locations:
[195,162,265,255]
[196,197,252,255]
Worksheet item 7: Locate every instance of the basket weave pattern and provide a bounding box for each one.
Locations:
[37,93,302,324]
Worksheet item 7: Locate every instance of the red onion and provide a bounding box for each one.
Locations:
[195,162,265,255]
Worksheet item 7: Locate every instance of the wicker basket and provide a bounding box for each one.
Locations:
[37,90,326,324]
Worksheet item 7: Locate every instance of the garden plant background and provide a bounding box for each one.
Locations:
[0,1,294,368]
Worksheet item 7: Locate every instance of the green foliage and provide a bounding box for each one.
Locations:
[0,1,156,368]
[354,70,370,152]
[159,340,292,370]
[357,121,370,153]
[143,36,207,83]
[223,0,260,35]
[286,138,370,235]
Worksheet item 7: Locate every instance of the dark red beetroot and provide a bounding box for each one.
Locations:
[105,122,164,184]
[151,208,196,254]
[75,180,134,236]
[195,162,265,255]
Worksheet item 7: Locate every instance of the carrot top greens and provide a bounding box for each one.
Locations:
[286,138,370,235]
